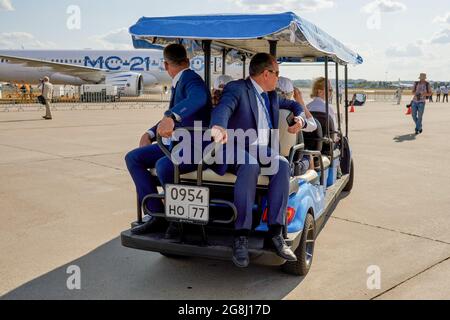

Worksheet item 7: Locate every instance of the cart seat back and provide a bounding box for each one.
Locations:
[278,109,299,157]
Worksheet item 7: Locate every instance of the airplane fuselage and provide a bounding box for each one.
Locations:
[0,49,245,88]
[0,49,171,87]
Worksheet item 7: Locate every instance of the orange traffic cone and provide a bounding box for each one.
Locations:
[405,106,412,115]
[350,104,355,113]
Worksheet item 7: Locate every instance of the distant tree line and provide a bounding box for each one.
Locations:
[293,79,449,89]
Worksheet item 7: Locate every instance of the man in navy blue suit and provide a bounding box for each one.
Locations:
[210,53,317,268]
[125,44,211,237]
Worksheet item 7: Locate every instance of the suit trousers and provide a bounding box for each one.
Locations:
[226,147,290,231]
[125,143,202,214]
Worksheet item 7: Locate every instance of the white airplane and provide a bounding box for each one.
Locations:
[395,79,414,89]
[0,49,245,96]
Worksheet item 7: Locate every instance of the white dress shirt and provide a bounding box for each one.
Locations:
[250,79,317,146]
[250,79,272,146]
[307,97,339,131]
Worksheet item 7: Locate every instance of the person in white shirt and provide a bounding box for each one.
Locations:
[38,77,53,120]
[436,87,441,102]
[277,76,315,176]
[212,75,234,106]
[307,77,339,141]
[442,85,449,103]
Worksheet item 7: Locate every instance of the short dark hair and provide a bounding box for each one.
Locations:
[164,44,189,66]
[249,53,277,77]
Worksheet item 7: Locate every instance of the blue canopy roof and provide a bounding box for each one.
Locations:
[130,12,363,65]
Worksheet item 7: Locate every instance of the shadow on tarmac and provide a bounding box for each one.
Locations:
[0,119,45,123]
[2,237,305,300]
[393,134,417,143]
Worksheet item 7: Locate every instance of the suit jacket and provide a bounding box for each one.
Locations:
[210,78,304,175]
[39,82,53,100]
[149,69,211,135]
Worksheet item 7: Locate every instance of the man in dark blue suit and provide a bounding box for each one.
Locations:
[125,44,211,237]
[210,53,317,268]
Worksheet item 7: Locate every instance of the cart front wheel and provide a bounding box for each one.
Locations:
[282,213,315,277]
[343,159,354,192]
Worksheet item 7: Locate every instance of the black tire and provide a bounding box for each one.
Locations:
[343,159,354,192]
[282,214,315,277]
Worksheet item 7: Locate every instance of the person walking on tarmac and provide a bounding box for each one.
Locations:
[411,73,431,135]
[38,76,53,120]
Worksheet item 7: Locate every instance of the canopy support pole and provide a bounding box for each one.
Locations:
[324,57,330,139]
[203,40,212,89]
[345,65,349,138]
[335,62,342,133]
[269,40,278,57]
[242,55,247,79]
[222,49,227,75]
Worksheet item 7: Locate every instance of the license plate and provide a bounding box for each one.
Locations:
[165,185,209,225]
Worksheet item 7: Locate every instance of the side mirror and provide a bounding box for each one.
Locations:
[354,93,367,106]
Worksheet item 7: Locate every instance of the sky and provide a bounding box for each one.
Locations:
[0,0,449,81]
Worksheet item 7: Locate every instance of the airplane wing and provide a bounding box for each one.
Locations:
[0,54,106,83]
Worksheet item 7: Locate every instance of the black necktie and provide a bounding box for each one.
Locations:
[169,86,176,109]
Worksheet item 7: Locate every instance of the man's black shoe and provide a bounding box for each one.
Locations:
[164,222,181,240]
[419,129,423,134]
[415,130,419,135]
[272,235,297,262]
[131,217,162,235]
[232,236,250,268]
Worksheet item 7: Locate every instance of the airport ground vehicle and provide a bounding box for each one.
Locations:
[80,84,119,102]
[121,12,363,276]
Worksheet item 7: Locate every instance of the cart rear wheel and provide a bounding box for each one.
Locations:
[282,214,315,277]
[343,159,354,192]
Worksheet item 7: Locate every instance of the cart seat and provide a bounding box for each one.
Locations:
[149,166,318,185]
[180,169,318,186]
[149,109,322,187]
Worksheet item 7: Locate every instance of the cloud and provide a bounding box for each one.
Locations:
[433,12,450,25]
[0,32,56,49]
[362,0,406,14]
[90,28,133,50]
[430,28,450,45]
[385,43,423,57]
[229,0,334,13]
[0,0,14,11]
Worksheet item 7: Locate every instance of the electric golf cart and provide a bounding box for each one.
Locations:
[121,12,363,276]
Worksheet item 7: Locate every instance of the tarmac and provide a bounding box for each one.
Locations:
[0,99,449,300]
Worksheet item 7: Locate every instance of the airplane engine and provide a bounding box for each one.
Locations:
[105,72,144,97]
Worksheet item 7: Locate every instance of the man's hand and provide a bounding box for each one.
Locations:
[139,133,153,148]
[157,117,175,138]
[288,117,304,134]
[211,126,228,144]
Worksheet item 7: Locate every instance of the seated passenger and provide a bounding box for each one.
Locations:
[307,77,339,141]
[126,44,212,238]
[210,53,317,268]
[277,77,315,176]
[212,75,234,106]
